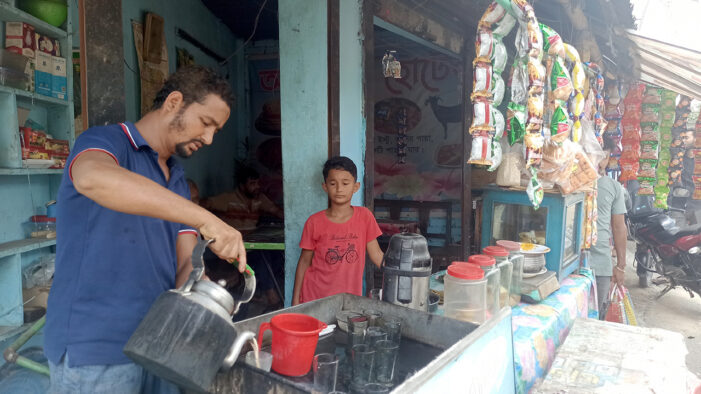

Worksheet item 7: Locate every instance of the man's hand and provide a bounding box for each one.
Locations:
[612,265,625,285]
[199,217,247,273]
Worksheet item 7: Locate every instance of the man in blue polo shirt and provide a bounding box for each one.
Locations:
[45,66,247,393]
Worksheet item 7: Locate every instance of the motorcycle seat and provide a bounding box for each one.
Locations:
[675,223,701,237]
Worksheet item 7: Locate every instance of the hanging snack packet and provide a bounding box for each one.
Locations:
[479,2,507,28]
[605,102,623,119]
[551,105,570,142]
[638,159,658,178]
[507,102,527,145]
[528,57,546,94]
[510,59,528,104]
[622,121,641,141]
[640,140,659,159]
[571,62,585,91]
[492,73,506,106]
[492,40,508,74]
[570,91,585,119]
[564,43,580,63]
[661,90,677,108]
[493,13,517,38]
[524,132,544,168]
[637,177,655,195]
[604,133,623,155]
[654,186,669,209]
[572,120,582,142]
[469,132,496,166]
[487,139,503,172]
[656,170,669,186]
[527,94,544,124]
[660,109,675,126]
[619,157,639,181]
[472,62,494,98]
[642,86,662,104]
[539,24,565,58]
[658,149,671,168]
[471,101,497,133]
[607,155,621,171]
[624,83,645,104]
[549,58,573,101]
[525,18,543,59]
[527,167,544,209]
[476,30,495,59]
[640,123,659,141]
[640,105,660,123]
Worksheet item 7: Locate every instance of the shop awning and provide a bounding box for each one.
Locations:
[626,30,701,100]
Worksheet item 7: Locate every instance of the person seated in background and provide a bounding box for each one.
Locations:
[203,166,284,310]
[203,167,283,232]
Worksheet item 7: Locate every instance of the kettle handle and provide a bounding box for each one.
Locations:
[180,238,213,293]
[257,322,271,351]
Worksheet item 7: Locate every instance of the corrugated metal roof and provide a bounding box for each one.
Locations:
[627,29,701,100]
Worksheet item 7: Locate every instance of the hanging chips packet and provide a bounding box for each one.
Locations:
[539,24,565,58]
[551,105,570,142]
[507,102,527,145]
[549,58,573,101]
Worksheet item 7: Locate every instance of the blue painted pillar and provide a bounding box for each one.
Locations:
[339,0,366,207]
[279,0,329,306]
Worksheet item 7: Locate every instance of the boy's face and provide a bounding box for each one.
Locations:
[322,169,360,205]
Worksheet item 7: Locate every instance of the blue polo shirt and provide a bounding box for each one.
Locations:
[45,122,197,366]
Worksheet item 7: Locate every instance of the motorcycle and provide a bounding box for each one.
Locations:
[625,184,701,298]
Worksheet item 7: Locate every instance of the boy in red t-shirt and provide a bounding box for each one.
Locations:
[292,156,384,305]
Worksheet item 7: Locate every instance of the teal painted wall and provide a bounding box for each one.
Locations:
[121,0,246,197]
[339,0,365,206]
[278,0,329,306]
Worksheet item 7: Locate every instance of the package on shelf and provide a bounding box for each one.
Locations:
[20,126,46,148]
[45,138,69,154]
[34,33,61,57]
[51,55,66,99]
[34,50,52,96]
[5,22,35,58]
[49,152,68,169]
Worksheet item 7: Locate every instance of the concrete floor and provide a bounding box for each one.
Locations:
[622,241,701,382]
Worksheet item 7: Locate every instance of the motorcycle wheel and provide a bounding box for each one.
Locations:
[636,249,653,288]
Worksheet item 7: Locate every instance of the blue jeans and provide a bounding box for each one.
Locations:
[48,354,181,394]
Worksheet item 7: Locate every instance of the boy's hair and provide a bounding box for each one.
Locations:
[236,166,260,185]
[152,65,235,111]
[323,156,357,181]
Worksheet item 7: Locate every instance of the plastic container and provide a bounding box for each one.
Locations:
[24,215,56,238]
[0,66,30,90]
[443,263,487,324]
[256,313,327,377]
[468,255,500,318]
[483,246,513,309]
[497,240,524,305]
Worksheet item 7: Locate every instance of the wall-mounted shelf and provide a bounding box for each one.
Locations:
[0,85,71,107]
[0,2,68,38]
[0,168,63,175]
[0,238,56,259]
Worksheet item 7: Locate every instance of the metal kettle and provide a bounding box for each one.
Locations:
[124,238,256,393]
[381,232,432,311]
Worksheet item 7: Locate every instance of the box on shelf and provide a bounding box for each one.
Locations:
[35,33,61,57]
[34,50,51,96]
[20,127,46,148]
[5,22,35,58]
[51,55,66,99]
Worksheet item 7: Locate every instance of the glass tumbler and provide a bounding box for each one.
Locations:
[364,326,387,347]
[381,317,402,344]
[374,340,399,385]
[351,344,375,385]
[313,353,339,393]
[347,315,368,354]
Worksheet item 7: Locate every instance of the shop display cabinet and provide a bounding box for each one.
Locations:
[480,187,584,281]
[0,2,74,328]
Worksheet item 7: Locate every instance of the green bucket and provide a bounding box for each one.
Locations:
[18,0,68,28]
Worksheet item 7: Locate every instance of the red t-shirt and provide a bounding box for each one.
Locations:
[299,206,382,303]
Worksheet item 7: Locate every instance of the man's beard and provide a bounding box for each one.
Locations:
[170,110,198,158]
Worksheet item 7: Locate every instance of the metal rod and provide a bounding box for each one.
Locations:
[3,316,50,376]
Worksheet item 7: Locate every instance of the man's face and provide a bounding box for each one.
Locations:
[242,178,261,198]
[680,131,695,148]
[169,94,231,158]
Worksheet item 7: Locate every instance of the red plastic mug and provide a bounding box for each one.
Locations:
[256,313,327,376]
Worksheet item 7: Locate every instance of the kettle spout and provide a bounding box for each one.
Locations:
[221,330,256,370]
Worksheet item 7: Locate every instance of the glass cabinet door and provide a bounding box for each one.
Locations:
[563,203,578,261]
[491,203,548,245]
